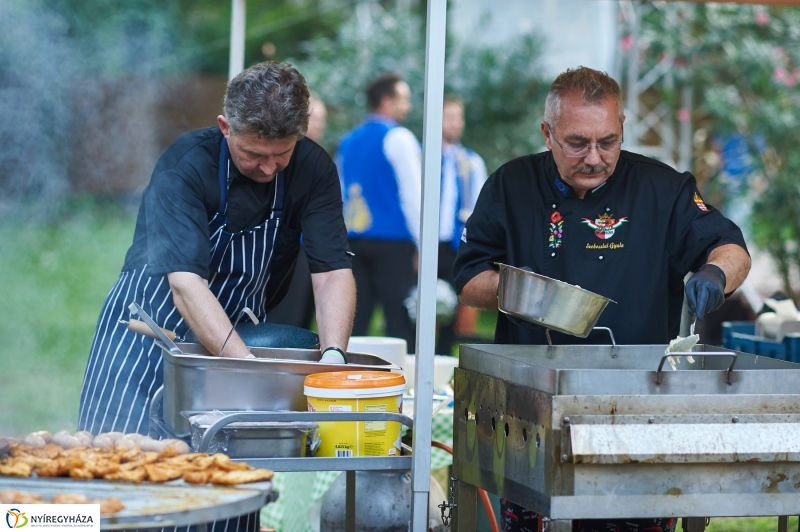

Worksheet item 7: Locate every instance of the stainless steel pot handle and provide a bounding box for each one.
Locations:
[545,326,616,346]
[655,352,738,385]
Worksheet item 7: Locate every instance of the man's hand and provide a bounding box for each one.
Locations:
[685,264,727,320]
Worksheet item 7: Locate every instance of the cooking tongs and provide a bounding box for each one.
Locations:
[128,302,184,355]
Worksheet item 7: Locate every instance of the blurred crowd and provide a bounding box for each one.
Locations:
[269,73,487,355]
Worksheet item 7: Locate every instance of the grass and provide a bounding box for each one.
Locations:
[0,199,136,436]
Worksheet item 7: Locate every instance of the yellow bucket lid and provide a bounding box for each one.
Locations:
[304,371,406,389]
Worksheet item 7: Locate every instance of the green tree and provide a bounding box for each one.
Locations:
[293,5,549,174]
[639,4,800,297]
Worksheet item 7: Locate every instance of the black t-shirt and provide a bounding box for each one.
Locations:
[454,150,748,346]
[122,127,351,312]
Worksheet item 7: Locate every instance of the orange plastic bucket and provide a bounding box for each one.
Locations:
[304,371,406,457]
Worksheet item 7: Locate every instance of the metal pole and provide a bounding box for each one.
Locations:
[677,85,693,173]
[228,0,246,81]
[410,0,446,530]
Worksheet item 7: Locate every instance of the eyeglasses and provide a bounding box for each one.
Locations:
[546,122,623,158]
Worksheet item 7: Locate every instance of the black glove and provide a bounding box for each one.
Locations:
[685,264,727,320]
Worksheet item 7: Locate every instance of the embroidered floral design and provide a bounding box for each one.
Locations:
[549,211,563,248]
[693,192,709,212]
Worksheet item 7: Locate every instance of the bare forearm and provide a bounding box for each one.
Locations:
[168,272,250,358]
[459,270,499,310]
[707,244,751,293]
[312,269,356,351]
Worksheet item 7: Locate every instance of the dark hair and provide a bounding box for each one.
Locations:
[544,66,624,125]
[366,73,403,111]
[223,61,310,139]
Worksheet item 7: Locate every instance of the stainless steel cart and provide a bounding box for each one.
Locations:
[451,343,800,532]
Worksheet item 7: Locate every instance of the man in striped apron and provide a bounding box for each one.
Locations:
[79,61,355,529]
[78,60,354,440]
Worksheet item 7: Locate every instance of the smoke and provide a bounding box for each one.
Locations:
[0,0,184,219]
[0,0,76,213]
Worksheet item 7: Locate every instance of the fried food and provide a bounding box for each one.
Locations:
[0,459,33,477]
[143,464,182,483]
[50,494,125,515]
[0,432,274,486]
[51,493,90,504]
[104,467,147,483]
[68,467,94,480]
[0,490,44,504]
[209,468,274,485]
[182,470,210,484]
[95,497,124,515]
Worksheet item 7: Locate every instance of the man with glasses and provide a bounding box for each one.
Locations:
[453,67,751,532]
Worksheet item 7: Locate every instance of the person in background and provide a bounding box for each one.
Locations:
[267,92,328,329]
[80,62,355,438]
[453,66,751,532]
[337,73,421,348]
[437,94,488,355]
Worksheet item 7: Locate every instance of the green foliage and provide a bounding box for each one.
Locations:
[292,6,549,173]
[640,4,800,296]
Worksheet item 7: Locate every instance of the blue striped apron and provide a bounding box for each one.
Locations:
[79,137,285,437]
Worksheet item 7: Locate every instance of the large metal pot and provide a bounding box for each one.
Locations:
[496,263,613,338]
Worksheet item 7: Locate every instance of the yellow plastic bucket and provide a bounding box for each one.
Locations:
[304,371,406,457]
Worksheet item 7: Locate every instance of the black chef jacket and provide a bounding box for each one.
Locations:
[453,150,748,346]
[121,127,352,313]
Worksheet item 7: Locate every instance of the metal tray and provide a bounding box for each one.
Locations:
[0,476,274,530]
[187,411,318,458]
[162,343,400,436]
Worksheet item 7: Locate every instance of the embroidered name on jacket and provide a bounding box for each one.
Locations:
[581,212,629,240]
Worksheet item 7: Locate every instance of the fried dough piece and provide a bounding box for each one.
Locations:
[209,468,274,485]
[164,439,191,454]
[0,490,43,504]
[119,451,159,471]
[0,459,33,477]
[9,443,61,459]
[144,463,183,483]
[212,454,251,471]
[86,459,120,478]
[35,456,85,478]
[182,470,210,484]
[68,467,94,480]
[104,467,147,483]
[96,497,125,515]
[155,446,179,459]
[51,493,91,504]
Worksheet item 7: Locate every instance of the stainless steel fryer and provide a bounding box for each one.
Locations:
[450,343,800,531]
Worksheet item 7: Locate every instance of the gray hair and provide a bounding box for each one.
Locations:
[223,61,310,139]
[544,66,624,126]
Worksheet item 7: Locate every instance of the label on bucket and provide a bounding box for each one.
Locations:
[364,404,387,432]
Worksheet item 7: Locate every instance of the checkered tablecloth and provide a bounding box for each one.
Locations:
[261,407,454,532]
